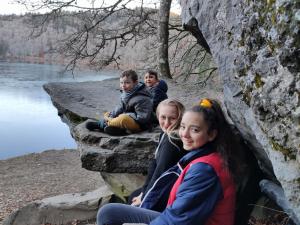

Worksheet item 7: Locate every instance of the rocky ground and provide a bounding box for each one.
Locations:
[0,149,103,225]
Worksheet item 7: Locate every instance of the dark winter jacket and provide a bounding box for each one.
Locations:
[149,80,168,112]
[141,144,236,225]
[111,82,153,129]
[140,132,186,210]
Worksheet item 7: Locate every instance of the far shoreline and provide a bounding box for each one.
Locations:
[0,57,122,73]
[0,148,76,161]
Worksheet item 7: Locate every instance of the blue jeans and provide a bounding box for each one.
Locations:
[97,203,161,225]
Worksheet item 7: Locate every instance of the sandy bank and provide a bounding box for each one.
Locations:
[0,149,103,224]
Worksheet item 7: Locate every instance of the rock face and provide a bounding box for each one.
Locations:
[180,0,299,220]
[74,120,160,173]
[44,79,162,174]
[43,79,121,127]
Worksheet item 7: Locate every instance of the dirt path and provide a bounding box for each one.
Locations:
[0,149,103,224]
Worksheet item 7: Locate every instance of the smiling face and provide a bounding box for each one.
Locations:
[179,111,217,151]
[158,105,179,132]
[144,72,159,87]
[120,76,137,92]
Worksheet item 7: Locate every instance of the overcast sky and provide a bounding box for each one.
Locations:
[0,0,181,15]
[1,0,28,15]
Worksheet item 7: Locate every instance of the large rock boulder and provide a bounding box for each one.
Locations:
[43,78,222,174]
[43,77,223,201]
[43,79,121,127]
[44,79,159,201]
[180,0,299,220]
[73,120,161,173]
[3,186,113,225]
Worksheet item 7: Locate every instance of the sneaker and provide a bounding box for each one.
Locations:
[104,126,127,136]
[86,121,101,131]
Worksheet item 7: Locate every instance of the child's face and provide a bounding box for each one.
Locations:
[158,105,179,132]
[144,73,158,87]
[120,76,137,92]
[179,111,216,151]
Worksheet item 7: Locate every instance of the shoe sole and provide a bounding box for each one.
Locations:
[104,126,127,136]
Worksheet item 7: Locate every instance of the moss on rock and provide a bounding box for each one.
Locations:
[254,73,264,88]
[270,139,296,160]
[65,111,87,125]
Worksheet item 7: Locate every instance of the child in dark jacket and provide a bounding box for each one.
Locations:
[86,70,153,135]
[97,98,243,225]
[129,99,186,211]
[144,70,168,112]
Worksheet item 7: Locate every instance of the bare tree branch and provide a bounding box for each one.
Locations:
[15,0,215,84]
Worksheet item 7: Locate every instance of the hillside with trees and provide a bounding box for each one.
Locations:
[0,12,156,68]
[0,9,214,81]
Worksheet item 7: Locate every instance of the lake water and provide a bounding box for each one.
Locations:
[0,61,118,160]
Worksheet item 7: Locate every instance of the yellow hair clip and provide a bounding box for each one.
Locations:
[200,99,212,108]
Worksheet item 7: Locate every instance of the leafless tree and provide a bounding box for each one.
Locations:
[14,0,215,82]
[17,0,158,71]
[157,0,171,78]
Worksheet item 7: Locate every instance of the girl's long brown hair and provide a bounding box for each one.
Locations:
[188,99,243,181]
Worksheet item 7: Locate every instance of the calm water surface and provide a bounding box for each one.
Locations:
[0,61,118,159]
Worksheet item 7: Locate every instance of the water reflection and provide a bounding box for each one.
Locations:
[0,61,118,159]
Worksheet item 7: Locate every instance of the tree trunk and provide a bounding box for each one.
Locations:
[158,0,172,79]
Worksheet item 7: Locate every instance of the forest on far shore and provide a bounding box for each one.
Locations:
[0,12,155,69]
[0,10,215,81]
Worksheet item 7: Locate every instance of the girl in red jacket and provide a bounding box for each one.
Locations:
[97,98,242,225]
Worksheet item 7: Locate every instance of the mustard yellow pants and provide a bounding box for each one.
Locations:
[106,114,141,132]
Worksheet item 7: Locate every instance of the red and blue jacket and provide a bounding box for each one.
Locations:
[141,144,236,225]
